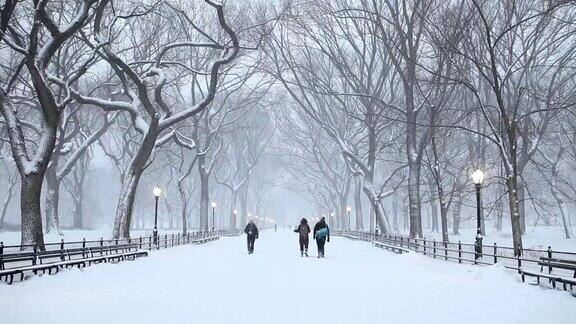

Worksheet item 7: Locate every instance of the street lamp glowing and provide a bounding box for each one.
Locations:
[152,186,161,246]
[211,201,217,208]
[346,206,352,212]
[233,209,238,215]
[471,169,485,185]
[330,212,335,217]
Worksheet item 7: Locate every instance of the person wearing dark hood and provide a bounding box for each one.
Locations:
[244,219,259,254]
[293,218,311,257]
[313,217,330,258]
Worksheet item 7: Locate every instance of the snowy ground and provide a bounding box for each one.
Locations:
[1,230,574,324]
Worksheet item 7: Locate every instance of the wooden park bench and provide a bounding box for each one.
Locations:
[520,257,576,291]
[192,235,219,244]
[372,241,410,254]
[0,243,147,285]
[343,234,365,241]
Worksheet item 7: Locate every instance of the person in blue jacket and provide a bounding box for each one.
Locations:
[313,217,330,258]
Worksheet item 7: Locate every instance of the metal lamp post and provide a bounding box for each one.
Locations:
[153,186,162,245]
[232,209,238,229]
[471,169,485,261]
[211,201,217,232]
[346,206,352,231]
[374,196,380,237]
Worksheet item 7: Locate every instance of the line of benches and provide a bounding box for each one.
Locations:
[0,234,221,285]
[520,257,576,291]
[341,233,410,254]
[372,241,410,254]
[191,235,219,245]
[339,232,575,292]
[0,243,147,285]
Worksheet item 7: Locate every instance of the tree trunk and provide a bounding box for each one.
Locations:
[402,192,409,230]
[73,189,84,230]
[550,187,574,239]
[392,196,399,231]
[408,162,423,237]
[181,198,188,235]
[239,184,248,226]
[164,196,173,230]
[72,167,86,229]
[428,180,439,232]
[354,176,364,230]
[197,154,210,231]
[0,178,16,231]
[362,183,391,234]
[113,123,159,239]
[369,201,375,232]
[338,193,347,230]
[495,185,504,231]
[436,185,449,244]
[113,170,145,239]
[229,189,238,229]
[451,196,462,235]
[517,179,526,234]
[506,175,523,256]
[44,165,62,235]
[439,200,449,244]
[21,173,47,250]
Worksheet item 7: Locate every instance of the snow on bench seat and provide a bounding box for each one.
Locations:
[372,241,410,254]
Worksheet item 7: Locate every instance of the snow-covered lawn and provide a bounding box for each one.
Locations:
[0,231,574,324]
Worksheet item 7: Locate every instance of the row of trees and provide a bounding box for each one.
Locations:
[0,0,282,250]
[1,0,576,257]
[267,0,576,255]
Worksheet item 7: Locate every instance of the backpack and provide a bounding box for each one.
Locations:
[299,225,309,238]
[315,227,328,239]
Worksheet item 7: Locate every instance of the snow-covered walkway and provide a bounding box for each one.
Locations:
[1,230,574,324]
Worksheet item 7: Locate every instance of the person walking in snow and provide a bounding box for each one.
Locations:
[293,218,311,257]
[244,220,259,254]
[313,217,330,258]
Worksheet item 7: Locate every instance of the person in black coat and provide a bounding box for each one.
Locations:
[313,217,330,258]
[244,220,259,254]
[293,218,311,257]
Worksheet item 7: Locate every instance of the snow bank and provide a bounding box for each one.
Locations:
[0,231,573,324]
